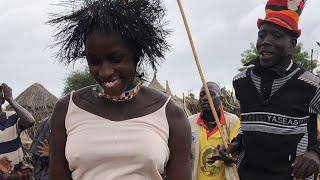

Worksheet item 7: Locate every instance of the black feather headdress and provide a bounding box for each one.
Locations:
[48,0,170,70]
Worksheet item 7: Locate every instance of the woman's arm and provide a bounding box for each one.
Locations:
[49,95,72,180]
[165,99,192,180]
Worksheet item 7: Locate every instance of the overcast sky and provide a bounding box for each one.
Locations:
[1,0,320,99]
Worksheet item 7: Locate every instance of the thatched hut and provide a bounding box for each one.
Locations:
[6,83,57,164]
[148,72,200,115]
[185,96,201,115]
[221,87,240,116]
[20,131,33,163]
[148,72,166,93]
[165,80,173,96]
[7,83,58,138]
[147,72,240,116]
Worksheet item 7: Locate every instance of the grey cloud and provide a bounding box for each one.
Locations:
[1,0,319,99]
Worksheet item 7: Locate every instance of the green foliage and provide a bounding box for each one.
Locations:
[62,67,96,95]
[185,89,196,99]
[239,42,316,72]
[239,43,258,72]
[188,92,195,99]
[291,43,316,70]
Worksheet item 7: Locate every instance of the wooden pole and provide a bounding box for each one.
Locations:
[220,101,231,142]
[183,93,191,116]
[311,49,314,73]
[176,0,240,179]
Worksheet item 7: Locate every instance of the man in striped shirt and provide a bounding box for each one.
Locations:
[0,83,35,179]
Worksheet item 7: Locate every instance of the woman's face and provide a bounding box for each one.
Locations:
[85,31,137,97]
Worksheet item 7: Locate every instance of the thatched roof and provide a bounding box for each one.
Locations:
[165,80,173,96]
[172,95,194,116]
[185,96,201,115]
[148,72,166,93]
[173,95,183,106]
[147,72,200,115]
[13,83,58,112]
[21,131,32,143]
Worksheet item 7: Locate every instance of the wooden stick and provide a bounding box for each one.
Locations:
[220,100,241,178]
[220,101,231,142]
[176,0,240,179]
[183,93,191,116]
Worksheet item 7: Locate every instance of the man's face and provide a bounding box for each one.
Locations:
[256,22,296,68]
[199,83,220,113]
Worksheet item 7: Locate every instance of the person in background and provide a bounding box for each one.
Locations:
[31,116,51,180]
[0,83,35,179]
[189,82,240,180]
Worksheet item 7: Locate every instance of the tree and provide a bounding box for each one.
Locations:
[62,67,96,95]
[239,42,316,72]
[239,43,258,72]
[188,92,195,99]
[185,89,196,99]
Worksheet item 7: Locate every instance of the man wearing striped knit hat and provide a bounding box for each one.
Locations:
[222,0,320,179]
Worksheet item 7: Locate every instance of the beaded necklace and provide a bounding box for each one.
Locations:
[93,82,142,102]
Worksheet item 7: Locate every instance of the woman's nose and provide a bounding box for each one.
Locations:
[99,61,115,79]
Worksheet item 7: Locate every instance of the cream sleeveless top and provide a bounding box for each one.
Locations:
[65,92,170,180]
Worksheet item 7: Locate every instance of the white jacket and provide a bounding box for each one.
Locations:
[189,112,239,180]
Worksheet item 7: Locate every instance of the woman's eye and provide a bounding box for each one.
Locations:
[112,57,122,62]
[109,54,124,63]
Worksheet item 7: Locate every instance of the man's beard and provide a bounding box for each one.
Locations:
[0,112,7,123]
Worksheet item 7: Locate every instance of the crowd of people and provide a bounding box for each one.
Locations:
[1,0,320,179]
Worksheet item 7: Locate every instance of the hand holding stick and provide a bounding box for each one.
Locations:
[176,1,240,179]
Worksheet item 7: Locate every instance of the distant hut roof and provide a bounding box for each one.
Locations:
[12,83,58,112]
[185,96,199,107]
[6,83,57,139]
[185,96,201,115]
[173,95,193,116]
[147,72,199,115]
[173,95,183,106]
[165,80,173,96]
[148,72,166,93]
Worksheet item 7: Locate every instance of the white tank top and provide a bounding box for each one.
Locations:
[65,92,170,180]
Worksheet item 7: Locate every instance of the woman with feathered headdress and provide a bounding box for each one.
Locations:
[48,0,192,179]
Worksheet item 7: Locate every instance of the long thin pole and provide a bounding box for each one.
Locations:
[311,49,314,73]
[183,93,191,116]
[176,0,240,179]
[220,101,231,142]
